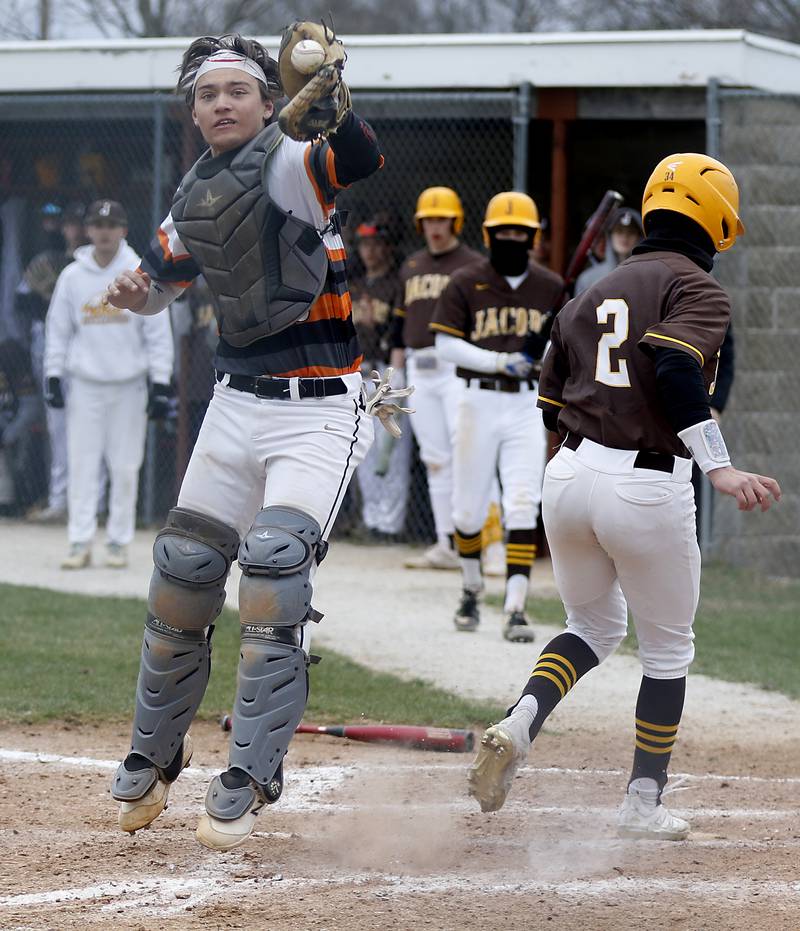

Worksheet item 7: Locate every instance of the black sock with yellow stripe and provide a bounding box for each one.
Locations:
[506,528,537,581]
[630,675,685,791]
[454,528,482,560]
[514,632,600,740]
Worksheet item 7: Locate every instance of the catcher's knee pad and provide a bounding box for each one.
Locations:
[148,507,240,631]
[238,506,324,627]
[226,507,323,788]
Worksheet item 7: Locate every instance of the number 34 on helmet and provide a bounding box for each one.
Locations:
[642,153,745,252]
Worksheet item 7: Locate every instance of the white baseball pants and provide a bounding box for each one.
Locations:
[452,382,546,534]
[405,350,463,540]
[542,440,699,679]
[67,375,148,546]
[178,375,373,542]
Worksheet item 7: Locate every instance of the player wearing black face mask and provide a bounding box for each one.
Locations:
[430,192,564,641]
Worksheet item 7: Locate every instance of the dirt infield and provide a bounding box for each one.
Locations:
[2,720,799,930]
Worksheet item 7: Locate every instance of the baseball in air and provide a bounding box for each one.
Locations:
[291,39,326,74]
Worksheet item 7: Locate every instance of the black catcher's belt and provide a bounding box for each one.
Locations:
[464,377,535,393]
[217,371,348,400]
[563,433,675,474]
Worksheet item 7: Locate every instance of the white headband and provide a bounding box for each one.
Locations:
[192,50,269,90]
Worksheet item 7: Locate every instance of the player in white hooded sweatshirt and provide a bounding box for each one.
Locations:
[44,200,173,569]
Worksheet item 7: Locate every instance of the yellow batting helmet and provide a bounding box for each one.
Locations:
[642,153,744,252]
[414,187,464,235]
[482,191,541,247]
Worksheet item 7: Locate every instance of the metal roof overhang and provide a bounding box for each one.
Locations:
[2,29,798,94]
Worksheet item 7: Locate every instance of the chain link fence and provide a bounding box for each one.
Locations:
[0,89,520,544]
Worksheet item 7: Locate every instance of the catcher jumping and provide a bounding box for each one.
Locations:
[105,24,410,851]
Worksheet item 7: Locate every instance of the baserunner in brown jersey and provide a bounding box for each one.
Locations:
[467,153,781,839]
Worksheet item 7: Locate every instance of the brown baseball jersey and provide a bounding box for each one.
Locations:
[537,251,731,456]
[349,269,399,366]
[430,257,564,382]
[393,242,483,349]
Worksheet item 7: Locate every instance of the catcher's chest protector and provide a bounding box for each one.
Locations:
[171,123,329,348]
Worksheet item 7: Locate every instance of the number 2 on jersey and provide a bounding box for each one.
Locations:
[595,298,631,388]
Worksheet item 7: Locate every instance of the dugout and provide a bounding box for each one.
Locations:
[1,30,797,574]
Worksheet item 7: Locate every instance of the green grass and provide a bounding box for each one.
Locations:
[0,584,504,726]
[488,563,800,698]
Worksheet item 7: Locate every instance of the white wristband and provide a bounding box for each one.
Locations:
[677,418,732,473]
[138,280,185,316]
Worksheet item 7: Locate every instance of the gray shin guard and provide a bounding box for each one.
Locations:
[205,507,320,820]
[205,633,307,821]
[113,619,208,800]
[114,508,239,802]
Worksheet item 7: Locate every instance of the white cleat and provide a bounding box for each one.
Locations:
[617,777,690,841]
[61,543,91,570]
[117,735,193,834]
[467,713,531,812]
[196,809,262,852]
[105,542,128,568]
[404,542,460,570]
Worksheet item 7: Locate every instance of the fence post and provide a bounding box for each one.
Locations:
[142,93,166,527]
[697,76,722,557]
[513,82,532,192]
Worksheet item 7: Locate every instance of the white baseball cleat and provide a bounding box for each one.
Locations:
[196,809,262,852]
[117,735,193,833]
[404,542,460,570]
[105,542,128,568]
[617,777,690,840]
[61,543,91,570]
[467,712,532,812]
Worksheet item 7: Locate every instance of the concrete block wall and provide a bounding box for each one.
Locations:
[713,93,800,577]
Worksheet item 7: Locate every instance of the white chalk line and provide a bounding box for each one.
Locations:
[1,748,797,821]
[2,869,799,914]
[2,746,797,787]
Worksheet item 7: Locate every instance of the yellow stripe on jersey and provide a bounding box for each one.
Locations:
[429,322,466,337]
[538,395,566,408]
[643,332,705,366]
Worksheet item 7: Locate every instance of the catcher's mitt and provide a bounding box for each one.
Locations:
[278,19,351,142]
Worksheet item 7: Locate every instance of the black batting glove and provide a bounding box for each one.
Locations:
[147,382,172,420]
[44,376,65,409]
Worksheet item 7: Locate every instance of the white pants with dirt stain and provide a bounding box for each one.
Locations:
[542,439,700,679]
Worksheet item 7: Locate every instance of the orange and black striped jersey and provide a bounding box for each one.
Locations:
[140,125,382,378]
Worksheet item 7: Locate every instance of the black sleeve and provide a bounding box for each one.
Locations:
[653,346,711,433]
[542,407,560,433]
[711,324,735,413]
[328,111,383,186]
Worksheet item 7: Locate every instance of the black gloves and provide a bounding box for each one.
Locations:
[147,382,172,420]
[44,376,65,409]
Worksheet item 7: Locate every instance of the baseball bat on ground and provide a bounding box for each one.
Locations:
[220,715,474,752]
